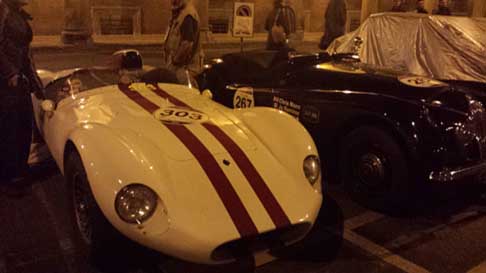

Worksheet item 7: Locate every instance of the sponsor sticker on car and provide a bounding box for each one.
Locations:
[233,87,254,109]
[273,96,301,118]
[154,107,209,125]
[301,105,320,124]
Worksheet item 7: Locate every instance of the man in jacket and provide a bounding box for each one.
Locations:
[163,0,203,88]
[0,0,42,187]
[319,0,347,50]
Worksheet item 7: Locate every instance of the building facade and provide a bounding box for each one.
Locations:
[25,0,485,38]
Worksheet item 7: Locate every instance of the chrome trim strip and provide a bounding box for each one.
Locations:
[429,162,486,182]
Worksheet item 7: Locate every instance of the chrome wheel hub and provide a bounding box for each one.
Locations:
[356,153,386,188]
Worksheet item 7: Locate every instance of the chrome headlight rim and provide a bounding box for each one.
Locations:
[303,155,321,186]
[115,183,158,224]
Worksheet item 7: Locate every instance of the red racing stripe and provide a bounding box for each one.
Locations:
[203,123,291,228]
[164,124,259,237]
[119,84,160,113]
[150,84,188,108]
[151,84,291,228]
[118,83,258,237]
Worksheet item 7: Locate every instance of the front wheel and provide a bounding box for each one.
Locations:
[338,126,414,212]
[64,150,139,271]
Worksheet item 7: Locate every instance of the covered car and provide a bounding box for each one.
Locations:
[198,49,486,210]
[328,12,486,83]
[32,55,322,265]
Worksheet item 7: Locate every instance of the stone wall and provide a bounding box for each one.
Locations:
[24,0,484,36]
[25,0,65,35]
[27,0,171,35]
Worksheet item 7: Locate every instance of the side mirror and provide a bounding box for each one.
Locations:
[202,89,213,100]
[41,100,55,118]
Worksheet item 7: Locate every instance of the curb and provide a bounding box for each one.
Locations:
[31,34,322,53]
[32,41,321,54]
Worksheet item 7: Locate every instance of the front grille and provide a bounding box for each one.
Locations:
[211,223,311,262]
[467,100,486,160]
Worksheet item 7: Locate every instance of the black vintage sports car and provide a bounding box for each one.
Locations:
[197,50,486,209]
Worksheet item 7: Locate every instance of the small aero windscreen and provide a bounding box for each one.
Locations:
[44,68,180,104]
[44,69,120,104]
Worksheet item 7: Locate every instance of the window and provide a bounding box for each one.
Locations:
[209,0,234,34]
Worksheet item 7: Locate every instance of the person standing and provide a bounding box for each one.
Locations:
[0,0,43,188]
[390,0,407,12]
[163,0,203,88]
[264,0,296,50]
[433,0,452,15]
[319,0,347,50]
[415,0,429,13]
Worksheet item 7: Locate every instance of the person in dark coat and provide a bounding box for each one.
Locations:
[390,0,407,12]
[415,0,429,14]
[265,0,296,50]
[433,0,452,15]
[319,0,347,50]
[0,0,43,187]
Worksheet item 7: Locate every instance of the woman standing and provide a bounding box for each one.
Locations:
[0,0,43,188]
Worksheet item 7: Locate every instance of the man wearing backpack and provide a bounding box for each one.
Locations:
[265,0,296,50]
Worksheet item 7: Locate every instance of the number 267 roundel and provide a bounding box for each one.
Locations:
[233,87,254,109]
[154,107,209,125]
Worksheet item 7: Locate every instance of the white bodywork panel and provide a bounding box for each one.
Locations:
[33,70,323,264]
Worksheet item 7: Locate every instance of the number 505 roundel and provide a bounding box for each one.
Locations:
[154,107,209,125]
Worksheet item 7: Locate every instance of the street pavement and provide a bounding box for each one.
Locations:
[2,47,486,273]
[2,162,486,273]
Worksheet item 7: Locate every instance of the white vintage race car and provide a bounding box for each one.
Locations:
[32,53,322,265]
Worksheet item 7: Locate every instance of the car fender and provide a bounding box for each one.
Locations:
[234,107,322,191]
[65,123,172,238]
[334,104,424,174]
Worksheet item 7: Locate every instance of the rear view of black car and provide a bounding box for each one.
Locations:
[198,50,486,211]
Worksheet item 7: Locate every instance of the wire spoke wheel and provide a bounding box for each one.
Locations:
[72,172,93,246]
[340,126,411,211]
[350,149,391,196]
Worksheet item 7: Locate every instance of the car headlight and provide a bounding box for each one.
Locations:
[115,184,158,224]
[303,155,320,185]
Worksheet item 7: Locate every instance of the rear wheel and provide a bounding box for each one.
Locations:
[338,126,414,212]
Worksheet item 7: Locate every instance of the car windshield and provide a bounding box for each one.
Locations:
[44,68,179,104]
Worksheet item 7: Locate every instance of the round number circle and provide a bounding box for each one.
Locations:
[233,87,254,109]
[154,107,209,125]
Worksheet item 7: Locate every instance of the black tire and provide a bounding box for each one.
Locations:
[64,150,140,272]
[338,126,413,212]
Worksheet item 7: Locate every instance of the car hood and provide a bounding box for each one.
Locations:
[311,60,486,105]
[65,83,256,161]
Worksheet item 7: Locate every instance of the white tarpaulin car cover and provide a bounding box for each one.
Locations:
[328,13,486,83]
